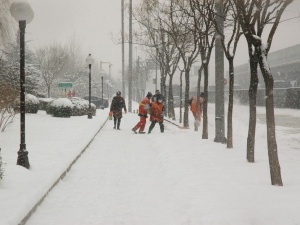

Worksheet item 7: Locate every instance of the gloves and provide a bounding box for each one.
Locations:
[138,113,148,118]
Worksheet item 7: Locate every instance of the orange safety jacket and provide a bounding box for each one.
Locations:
[139,97,151,115]
[149,101,164,122]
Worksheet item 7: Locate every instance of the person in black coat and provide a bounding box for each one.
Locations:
[110,91,127,129]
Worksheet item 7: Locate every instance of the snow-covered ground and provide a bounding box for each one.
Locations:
[0,102,300,225]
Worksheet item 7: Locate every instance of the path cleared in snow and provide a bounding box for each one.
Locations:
[26,114,200,225]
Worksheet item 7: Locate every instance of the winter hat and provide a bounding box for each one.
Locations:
[116,91,121,96]
[146,92,152,97]
[200,92,205,97]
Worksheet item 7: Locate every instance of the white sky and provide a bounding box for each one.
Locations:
[0,102,300,224]
[24,0,300,81]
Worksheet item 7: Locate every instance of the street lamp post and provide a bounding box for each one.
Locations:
[86,54,94,119]
[10,0,34,169]
[101,76,104,104]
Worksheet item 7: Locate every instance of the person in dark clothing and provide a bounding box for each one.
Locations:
[110,91,127,130]
[151,89,164,103]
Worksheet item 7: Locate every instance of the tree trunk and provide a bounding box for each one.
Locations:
[247,57,258,163]
[196,65,203,132]
[167,74,175,120]
[202,63,209,139]
[183,68,190,128]
[179,71,183,124]
[47,85,51,98]
[227,57,234,148]
[258,54,283,186]
[161,73,167,116]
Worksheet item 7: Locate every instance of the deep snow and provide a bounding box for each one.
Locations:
[0,102,300,225]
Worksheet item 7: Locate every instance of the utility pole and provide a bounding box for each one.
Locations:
[121,0,125,99]
[128,0,133,112]
[155,49,158,91]
[108,63,112,77]
[137,56,140,100]
[214,0,226,143]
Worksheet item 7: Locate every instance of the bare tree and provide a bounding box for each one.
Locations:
[167,0,201,128]
[134,1,181,119]
[188,0,216,136]
[35,36,85,98]
[36,43,70,97]
[233,0,293,186]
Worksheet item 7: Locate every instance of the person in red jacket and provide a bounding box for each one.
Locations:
[132,92,152,134]
[148,97,165,134]
[189,92,205,130]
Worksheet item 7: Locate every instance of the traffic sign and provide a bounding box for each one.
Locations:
[58,82,73,88]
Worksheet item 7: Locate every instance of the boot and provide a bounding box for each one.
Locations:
[159,123,164,133]
[117,119,121,130]
[148,122,155,134]
[132,128,137,134]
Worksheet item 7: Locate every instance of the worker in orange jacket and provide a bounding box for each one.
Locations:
[132,92,152,134]
[189,92,205,130]
[148,97,164,134]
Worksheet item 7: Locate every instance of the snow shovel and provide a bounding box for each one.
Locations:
[164,118,189,129]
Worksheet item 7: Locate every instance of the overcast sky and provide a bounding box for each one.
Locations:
[25,0,300,81]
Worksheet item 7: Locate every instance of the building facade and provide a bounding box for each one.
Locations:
[234,44,300,89]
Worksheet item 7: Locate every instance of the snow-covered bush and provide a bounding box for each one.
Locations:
[45,100,55,115]
[51,98,73,118]
[0,82,17,132]
[14,94,40,114]
[70,97,96,116]
[0,148,4,180]
[39,98,54,111]
[25,94,39,113]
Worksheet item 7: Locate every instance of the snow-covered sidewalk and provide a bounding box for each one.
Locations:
[1,103,300,225]
[0,109,109,225]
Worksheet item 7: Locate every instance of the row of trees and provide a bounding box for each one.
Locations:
[0,0,100,99]
[0,0,100,132]
[131,0,294,186]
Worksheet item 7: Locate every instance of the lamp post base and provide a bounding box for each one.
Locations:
[17,144,30,169]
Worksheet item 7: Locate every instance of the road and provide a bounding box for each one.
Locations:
[257,114,300,134]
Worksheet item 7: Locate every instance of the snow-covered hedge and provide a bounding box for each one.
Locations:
[0,148,4,180]
[25,94,39,113]
[70,97,96,116]
[14,94,39,114]
[39,98,54,111]
[45,97,96,118]
[51,98,73,118]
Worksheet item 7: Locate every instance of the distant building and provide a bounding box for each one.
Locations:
[234,44,300,89]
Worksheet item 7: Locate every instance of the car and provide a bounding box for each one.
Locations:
[83,96,109,109]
